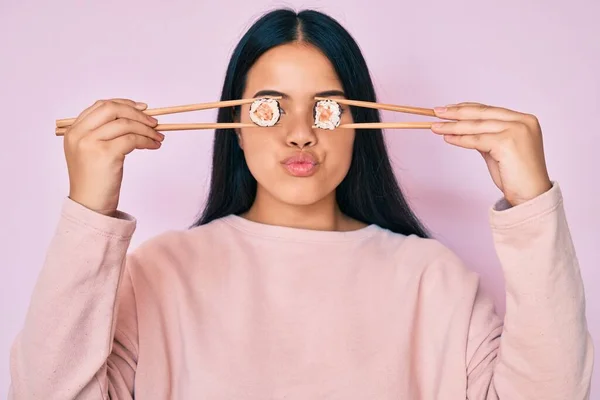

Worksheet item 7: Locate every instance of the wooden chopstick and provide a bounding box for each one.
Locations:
[314,97,435,117]
[55,96,282,128]
[55,122,259,136]
[336,122,433,129]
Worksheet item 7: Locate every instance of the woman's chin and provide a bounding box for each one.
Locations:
[263,181,333,207]
[278,191,327,206]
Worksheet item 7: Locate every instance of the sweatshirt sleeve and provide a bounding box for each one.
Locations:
[465,182,594,399]
[8,198,140,399]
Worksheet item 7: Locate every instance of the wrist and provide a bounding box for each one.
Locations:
[67,194,117,217]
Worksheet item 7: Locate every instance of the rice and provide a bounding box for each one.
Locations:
[314,99,341,130]
[249,98,281,127]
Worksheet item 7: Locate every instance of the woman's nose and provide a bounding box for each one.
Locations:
[285,115,318,149]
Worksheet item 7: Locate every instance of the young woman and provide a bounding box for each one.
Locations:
[9,8,593,399]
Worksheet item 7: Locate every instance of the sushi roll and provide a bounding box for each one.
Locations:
[249,98,281,127]
[314,99,342,130]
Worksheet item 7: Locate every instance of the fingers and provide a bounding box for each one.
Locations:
[432,118,531,154]
[71,98,147,128]
[93,118,164,142]
[441,133,496,153]
[110,133,162,155]
[74,100,157,133]
[431,119,513,135]
[434,102,528,122]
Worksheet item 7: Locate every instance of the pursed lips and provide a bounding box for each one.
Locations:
[280,152,319,177]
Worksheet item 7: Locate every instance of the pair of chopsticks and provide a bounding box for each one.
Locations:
[314,97,436,130]
[54,97,281,136]
[54,96,437,136]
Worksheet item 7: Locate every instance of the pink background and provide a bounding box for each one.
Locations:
[1,0,598,396]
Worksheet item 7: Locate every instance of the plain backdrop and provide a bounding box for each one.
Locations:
[1,0,598,397]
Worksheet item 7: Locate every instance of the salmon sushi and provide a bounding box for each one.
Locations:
[314,99,342,130]
[249,98,281,127]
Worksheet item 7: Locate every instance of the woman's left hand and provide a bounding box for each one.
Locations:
[430,102,553,207]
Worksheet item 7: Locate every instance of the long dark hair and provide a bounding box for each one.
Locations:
[192,8,429,238]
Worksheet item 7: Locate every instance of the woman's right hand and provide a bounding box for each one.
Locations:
[63,98,164,216]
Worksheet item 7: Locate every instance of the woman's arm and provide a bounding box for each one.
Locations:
[10,93,162,397]
[8,198,140,399]
[465,183,593,399]
[430,101,593,399]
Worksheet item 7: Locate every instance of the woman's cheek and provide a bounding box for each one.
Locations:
[242,136,278,178]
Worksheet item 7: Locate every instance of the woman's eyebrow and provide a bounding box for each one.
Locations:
[314,90,346,98]
[252,89,346,99]
[253,90,289,99]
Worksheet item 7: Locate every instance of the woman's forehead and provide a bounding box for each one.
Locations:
[244,43,343,98]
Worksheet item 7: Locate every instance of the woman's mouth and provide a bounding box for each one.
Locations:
[281,153,319,177]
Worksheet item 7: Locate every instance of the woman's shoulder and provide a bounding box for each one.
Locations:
[126,215,234,266]
[373,227,477,287]
[386,233,482,309]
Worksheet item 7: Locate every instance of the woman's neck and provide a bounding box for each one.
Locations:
[241,189,366,232]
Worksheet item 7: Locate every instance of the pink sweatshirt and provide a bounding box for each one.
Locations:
[8,182,594,399]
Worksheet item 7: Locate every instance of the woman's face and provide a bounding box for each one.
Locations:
[237,42,355,206]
